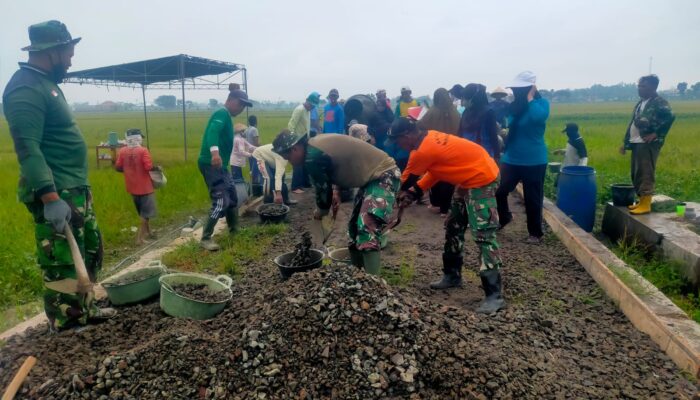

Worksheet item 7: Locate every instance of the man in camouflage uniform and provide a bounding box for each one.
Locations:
[3,21,115,330]
[272,130,400,275]
[620,74,675,215]
[390,117,505,314]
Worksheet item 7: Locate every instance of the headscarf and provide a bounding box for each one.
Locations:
[418,88,460,135]
[349,123,372,142]
[460,83,490,133]
[126,135,142,148]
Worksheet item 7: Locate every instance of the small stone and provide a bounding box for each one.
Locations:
[71,375,84,391]
[351,315,363,324]
[321,346,330,358]
[248,330,261,341]
[295,308,306,318]
[105,379,114,388]
[360,301,370,310]
[391,353,405,366]
[102,357,112,367]
[400,371,414,383]
[368,373,381,384]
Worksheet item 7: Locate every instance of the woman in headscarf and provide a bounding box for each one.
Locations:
[418,88,461,216]
[458,83,501,161]
[495,71,550,244]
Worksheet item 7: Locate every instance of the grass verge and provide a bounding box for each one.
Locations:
[613,238,700,323]
[161,223,287,277]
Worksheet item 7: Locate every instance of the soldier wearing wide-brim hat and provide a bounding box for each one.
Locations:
[2,20,116,331]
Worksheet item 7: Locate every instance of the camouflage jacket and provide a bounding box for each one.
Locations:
[624,95,675,149]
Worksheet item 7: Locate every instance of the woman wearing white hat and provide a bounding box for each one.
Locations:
[495,71,550,244]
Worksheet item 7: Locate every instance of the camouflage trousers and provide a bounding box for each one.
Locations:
[444,180,502,271]
[25,187,102,330]
[348,168,401,251]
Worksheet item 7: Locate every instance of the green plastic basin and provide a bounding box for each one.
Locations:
[101,261,166,306]
[159,272,233,320]
[328,247,351,264]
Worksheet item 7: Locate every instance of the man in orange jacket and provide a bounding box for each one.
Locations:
[390,117,506,314]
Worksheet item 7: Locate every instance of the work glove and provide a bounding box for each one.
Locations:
[397,190,417,208]
[44,198,72,233]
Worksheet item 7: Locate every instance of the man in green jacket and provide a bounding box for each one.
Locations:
[3,21,115,330]
[197,84,253,251]
[273,131,400,275]
[619,75,675,215]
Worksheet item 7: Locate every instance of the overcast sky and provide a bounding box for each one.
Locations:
[2,0,699,104]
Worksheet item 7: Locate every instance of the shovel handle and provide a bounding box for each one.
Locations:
[64,227,92,294]
[2,356,37,400]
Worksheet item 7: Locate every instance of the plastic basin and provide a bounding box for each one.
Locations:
[611,183,635,207]
[256,203,290,224]
[159,273,233,320]
[274,249,325,279]
[102,261,166,306]
[328,247,351,264]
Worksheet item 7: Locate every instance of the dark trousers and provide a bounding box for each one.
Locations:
[248,158,262,185]
[496,163,546,238]
[631,142,661,196]
[198,163,237,220]
[291,163,310,190]
[430,181,455,214]
[231,166,244,181]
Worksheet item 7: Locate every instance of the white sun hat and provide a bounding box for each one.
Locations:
[508,71,537,88]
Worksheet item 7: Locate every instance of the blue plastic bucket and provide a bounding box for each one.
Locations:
[556,166,597,232]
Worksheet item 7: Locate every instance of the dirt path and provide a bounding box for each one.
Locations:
[0,192,697,399]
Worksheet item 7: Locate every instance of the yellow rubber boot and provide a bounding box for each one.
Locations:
[627,201,639,210]
[630,195,652,215]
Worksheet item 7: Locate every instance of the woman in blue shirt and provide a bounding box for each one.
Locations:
[495,71,550,243]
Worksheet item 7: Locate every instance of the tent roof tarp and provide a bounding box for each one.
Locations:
[65,54,243,86]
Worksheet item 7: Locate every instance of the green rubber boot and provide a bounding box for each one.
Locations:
[200,217,220,251]
[362,251,381,275]
[225,207,239,234]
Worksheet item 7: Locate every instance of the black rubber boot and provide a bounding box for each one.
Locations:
[430,253,463,289]
[200,217,220,251]
[225,207,239,234]
[476,269,506,314]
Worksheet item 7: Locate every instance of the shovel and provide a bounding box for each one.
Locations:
[64,226,93,295]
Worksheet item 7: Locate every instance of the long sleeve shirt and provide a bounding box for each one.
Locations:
[252,144,288,192]
[623,95,675,149]
[304,135,397,211]
[401,131,499,191]
[3,63,88,198]
[501,98,550,166]
[231,134,257,167]
[288,104,310,137]
[115,146,154,195]
[198,108,234,168]
[323,103,345,133]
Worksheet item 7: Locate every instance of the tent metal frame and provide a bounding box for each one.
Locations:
[64,54,248,160]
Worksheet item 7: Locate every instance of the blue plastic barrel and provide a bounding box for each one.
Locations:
[556,166,597,232]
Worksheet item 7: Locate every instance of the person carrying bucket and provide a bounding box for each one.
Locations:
[390,117,506,314]
[272,130,400,276]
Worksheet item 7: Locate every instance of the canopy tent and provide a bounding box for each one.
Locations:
[65,54,247,160]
